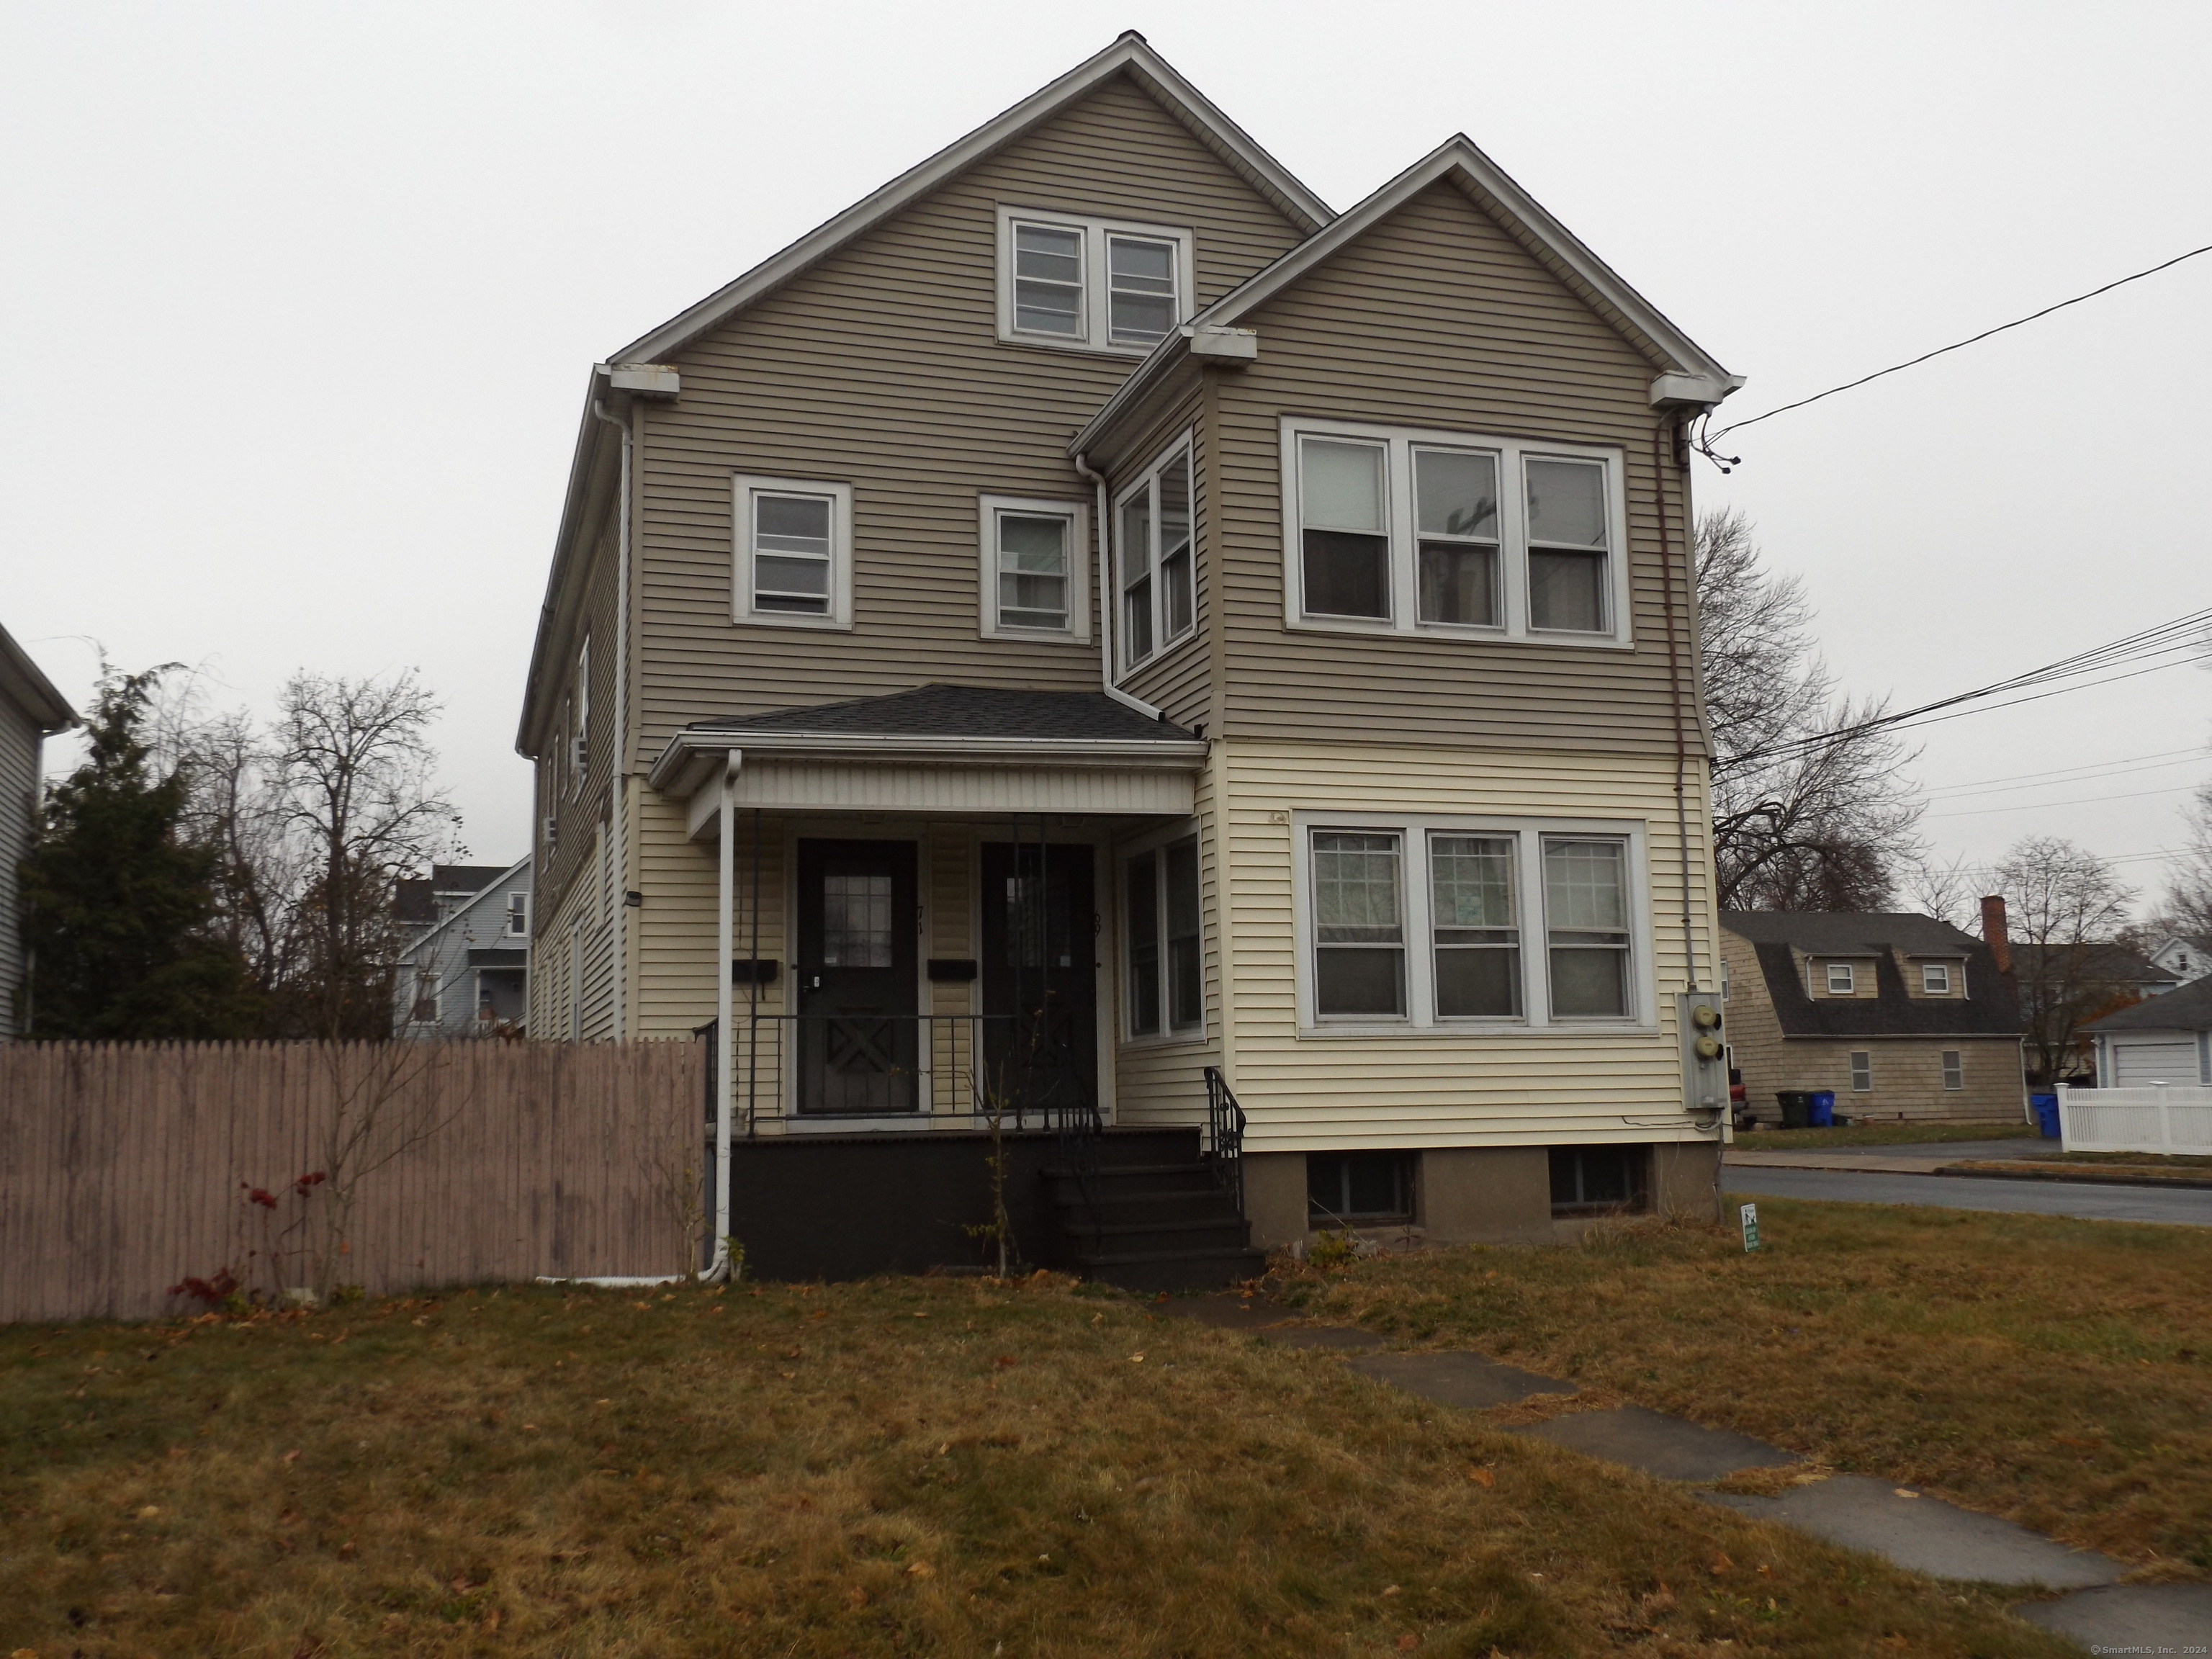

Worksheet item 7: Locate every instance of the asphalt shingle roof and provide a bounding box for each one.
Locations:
[1722,911,2023,1038]
[682,683,1197,744]
[2085,974,2212,1033]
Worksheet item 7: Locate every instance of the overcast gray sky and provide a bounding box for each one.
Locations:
[6,1,2208,912]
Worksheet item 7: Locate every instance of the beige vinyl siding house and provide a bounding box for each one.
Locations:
[516,35,1743,1284]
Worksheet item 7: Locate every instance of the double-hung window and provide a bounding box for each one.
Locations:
[570,637,590,795]
[506,891,529,938]
[1115,438,1196,674]
[1298,815,1648,1030]
[1826,962,1856,995]
[997,207,1194,355]
[1942,1050,1964,1090]
[978,495,1089,641]
[1922,962,1952,994]
[1123,832,1204,1040]
[1282,418,1629,646]
[733,475,853,629]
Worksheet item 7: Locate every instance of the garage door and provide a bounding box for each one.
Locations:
[2110,1039,2203,1086]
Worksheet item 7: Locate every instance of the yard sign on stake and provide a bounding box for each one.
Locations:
[1740,1202,1761,1253]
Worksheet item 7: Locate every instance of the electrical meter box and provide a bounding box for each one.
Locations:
[1677,990,1727,1130]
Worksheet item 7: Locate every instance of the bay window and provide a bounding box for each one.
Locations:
[1123,832,1205,1040]
[1281,418,1629,646]
[1298,815,1649,1030]
[1115,438,1197,673]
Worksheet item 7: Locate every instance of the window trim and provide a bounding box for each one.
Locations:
[1849,1051,1874,1092]
[506,891,530,938]
[1278,417,1632,649]
[1922,962,1953,995]
[976,494,1091,642]
[1118,817,1208,1046]
[1826,961,1856,996]
[732,474,855,631]
[1290,810,1655,1036]
[1941,1049,1964,1090]
[570,635,590,797]
[994,204,1195,356]
[1112,433,1199,678]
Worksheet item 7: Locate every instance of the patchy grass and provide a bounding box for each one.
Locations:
[1950,1159,2212,1183]
[1738,1120,2036,1150]
[1280,1200,2212,1574]
[2026,1149,2212,1170]
[0,1277,2076,1656]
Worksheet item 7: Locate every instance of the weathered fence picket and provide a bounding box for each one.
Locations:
[0,1040,703,1324]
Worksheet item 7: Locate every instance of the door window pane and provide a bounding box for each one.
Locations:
[1313,831,1405,1017]
[822,873,894,968]
[997,512,1069,631]
[1544,838,1629,1017]
[1300,439,1389,619]
[1166,837,1202,1031]
[1526,459,1609,631]
[753,493,833,614]
[1107,235,1177,346]
[1430,834,1519,1017]
[1159,451,1194,640]
[1125,851,1160,1037]
[1013,222,1084,336]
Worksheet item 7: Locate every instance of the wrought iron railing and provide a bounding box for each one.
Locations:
[1203,1066,1246,1215]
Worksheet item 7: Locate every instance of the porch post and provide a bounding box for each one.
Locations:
[710,749,741,1276]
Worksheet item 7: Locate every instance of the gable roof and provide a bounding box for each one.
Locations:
[2008,941,2172,986]
[521,33,1330,755]
[0,620,76,734]
[403,856,532,960]
[1722,911,2021,1039]
[395,863,524,927]
[2087,974,2212,1033]
[1721,910,1982,958]
[1073,134,1740,457]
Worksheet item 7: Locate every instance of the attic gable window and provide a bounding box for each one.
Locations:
[732,475,853,631]
[1281,418,1631,648]
[997,207,1193,356]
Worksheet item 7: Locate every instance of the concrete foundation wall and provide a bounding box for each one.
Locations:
[1415,1146,1555,1244]
[1650,1138,1724,1222]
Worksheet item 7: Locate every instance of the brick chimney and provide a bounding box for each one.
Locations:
[1980,894,2012,974]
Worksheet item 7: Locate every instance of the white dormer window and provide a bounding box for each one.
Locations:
[1922,962,1952,994]
[997,207,1194,355]
[1826,962,1856,995]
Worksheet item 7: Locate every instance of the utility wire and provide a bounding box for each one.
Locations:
[1695,242,2212,468]
[1923,745,2209,795]
[1924,753,2208,802]
[1924,781,2203,819]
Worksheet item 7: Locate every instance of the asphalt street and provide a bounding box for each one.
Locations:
[1720,1165,2212,1227]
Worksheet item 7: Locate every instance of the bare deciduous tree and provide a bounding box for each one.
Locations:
[1696,510,1925,911]
[1995,835,2139,1084]
[2158,780,2212,940]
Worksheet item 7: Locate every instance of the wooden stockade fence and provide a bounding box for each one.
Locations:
[0,1040,705,1325]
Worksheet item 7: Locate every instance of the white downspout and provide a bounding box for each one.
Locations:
[588,398,634,1040]
[701,747,741,1281]
[1074,451,1159,720]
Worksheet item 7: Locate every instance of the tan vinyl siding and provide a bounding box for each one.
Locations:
[1213,181,1701,757]
[1112,381,1214,732]
[1216,738,1718,1151]
[534,510,621,935]
[633,73,1305,760]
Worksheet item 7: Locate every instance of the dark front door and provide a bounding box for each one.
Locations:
[794,839,920,1115]
[979,842,1097,1120]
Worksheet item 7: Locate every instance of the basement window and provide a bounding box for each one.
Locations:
[1307,1151,1411,1225]
[1549,1145,1648,1217]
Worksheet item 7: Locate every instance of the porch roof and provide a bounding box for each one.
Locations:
[649,685,1208,827]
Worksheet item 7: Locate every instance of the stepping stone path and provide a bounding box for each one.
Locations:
[1158,1292,2197,1650]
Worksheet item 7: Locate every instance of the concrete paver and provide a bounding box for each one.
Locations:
[1509,1405,1794,1483]
[2014,1582,2212,1648]
[1347,1351,1573,1409]
[1705,1476,2123,1588]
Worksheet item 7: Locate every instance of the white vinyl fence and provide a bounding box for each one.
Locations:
[2057,1084,2212,1156]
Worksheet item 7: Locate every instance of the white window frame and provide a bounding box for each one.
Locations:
[1849,1051,1874,1092]
[732,475,855,631]
[1112,433,1198,677]
[1941,1049,1964,1090]
[1922,962,1953,994]
[1289,810,1655,1035]
[976,494,1090,642]
[1826,961,1856,995]
[1278,417,1632,649]
[1118,819,1208,1046]
[570,635,590,797]
[506,890,529,938]
[994,205,1195,356]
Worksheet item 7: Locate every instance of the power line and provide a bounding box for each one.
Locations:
[1695,241,2212,467]
[1921,745,2210,796]
[1924,781,2203,820]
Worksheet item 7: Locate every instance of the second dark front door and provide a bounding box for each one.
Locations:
[979,842,1097,1120]
[794,839,919,1115]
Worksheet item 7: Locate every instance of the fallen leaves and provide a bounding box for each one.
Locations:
[1467,1466,1495,1488]
[1709,1552,1733,1576]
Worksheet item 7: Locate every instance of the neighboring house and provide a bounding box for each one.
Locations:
[394,863,518,955]
[2146,934,2212,986]
[2086,974,2212,1087]
[394,857,531,1037]
[1718,911,2024,1123]
[0,624,77,1040]
[2008,940,2175,1084]
[516,33,1744,1280]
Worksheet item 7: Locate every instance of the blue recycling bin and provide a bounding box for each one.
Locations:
[1807,1090,1836,1128]
[2031,1093,2061,1139]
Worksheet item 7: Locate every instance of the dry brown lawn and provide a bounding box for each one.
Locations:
[1740,1121,2036,1150]
[0,1272,2077,1656]
[1282,1199,2212,1574]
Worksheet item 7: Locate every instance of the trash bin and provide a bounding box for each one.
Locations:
[1807,1090,1836,1128]
[1776,1089,1813,1130]
[2031,1093,2061,1139]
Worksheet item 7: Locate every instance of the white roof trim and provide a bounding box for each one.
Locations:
[612,33,1331,367]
